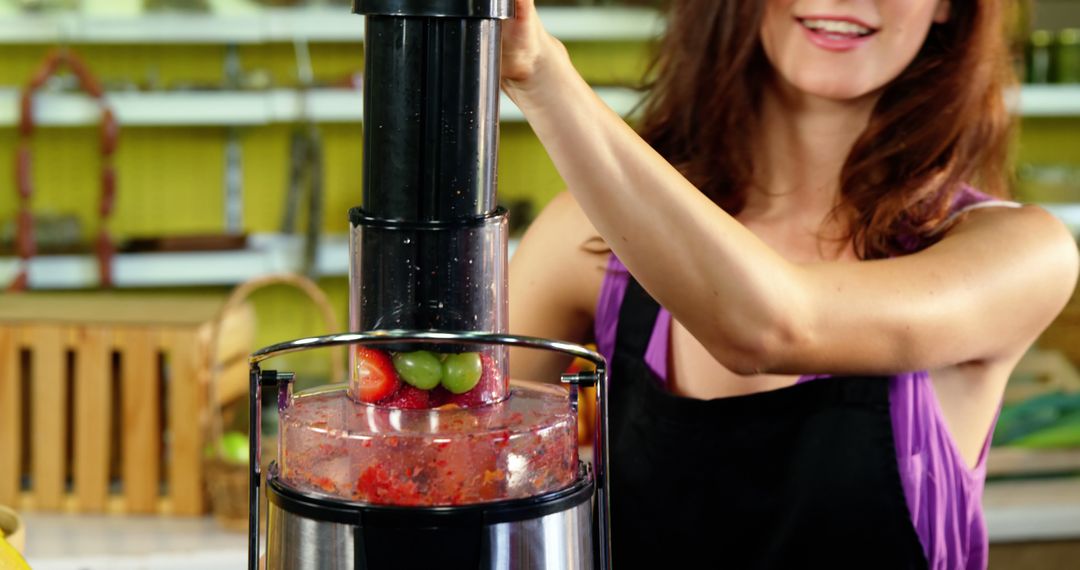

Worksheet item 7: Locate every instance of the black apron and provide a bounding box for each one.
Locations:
[608,278,928,569]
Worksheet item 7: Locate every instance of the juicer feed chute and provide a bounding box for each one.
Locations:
[349,0,511,409]
[250,0,611,568]
[348,208,509,408]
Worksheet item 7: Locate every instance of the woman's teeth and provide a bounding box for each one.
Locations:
[800,18,874,37]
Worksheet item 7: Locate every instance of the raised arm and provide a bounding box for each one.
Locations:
[502,1,1079,376]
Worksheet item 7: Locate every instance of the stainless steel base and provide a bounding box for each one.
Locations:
[265,469,595,570]
[266,499,593,570]
[267,509,357,570]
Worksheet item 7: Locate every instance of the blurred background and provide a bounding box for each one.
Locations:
[0,0,1077,568]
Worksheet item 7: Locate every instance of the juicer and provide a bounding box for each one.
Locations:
[247,1,611,568]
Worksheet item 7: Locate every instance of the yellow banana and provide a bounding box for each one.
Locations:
[0,528,31,570]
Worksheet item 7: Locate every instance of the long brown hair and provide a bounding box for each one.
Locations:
[636,0,1015,259]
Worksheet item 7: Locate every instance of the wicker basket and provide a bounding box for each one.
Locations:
[203,273,344,530]
[203,457,250,531]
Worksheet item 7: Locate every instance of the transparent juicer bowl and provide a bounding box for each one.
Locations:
[277,379,579,506]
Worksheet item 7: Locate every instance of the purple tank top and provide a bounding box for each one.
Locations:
[594,188,1014,570]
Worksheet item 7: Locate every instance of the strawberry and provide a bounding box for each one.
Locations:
[353,347,400,403]
[447,353,505,408]
[380,384,430,409]
[428,386,452,408]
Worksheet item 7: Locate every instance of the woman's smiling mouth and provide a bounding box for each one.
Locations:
[796,16,879,51]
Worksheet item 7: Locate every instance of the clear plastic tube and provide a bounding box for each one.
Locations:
[347,209,509,408]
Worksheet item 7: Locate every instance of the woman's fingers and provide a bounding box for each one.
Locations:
[501,0,546,85]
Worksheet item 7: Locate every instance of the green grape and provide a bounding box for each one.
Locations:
[392,350,443,390]
[441,352,482,394]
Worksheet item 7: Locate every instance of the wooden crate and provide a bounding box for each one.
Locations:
[0,294,253,516]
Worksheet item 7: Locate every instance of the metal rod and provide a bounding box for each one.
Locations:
[247,363,261,570]
[596,363,611,570]
[560,368,612,568]
[251,330,605,368]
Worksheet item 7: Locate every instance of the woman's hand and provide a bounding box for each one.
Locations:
[501,0,563,93]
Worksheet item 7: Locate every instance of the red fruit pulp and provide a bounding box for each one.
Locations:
[380,384,430,409]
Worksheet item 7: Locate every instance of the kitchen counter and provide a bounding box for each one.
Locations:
[21,513,245,570]
[15,477,1080,568]
[984,477,1080,543]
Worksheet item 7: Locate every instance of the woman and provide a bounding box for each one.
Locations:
[504,0,1079,568]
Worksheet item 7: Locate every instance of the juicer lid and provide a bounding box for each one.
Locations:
[353,0,513,19]
[348,206,507,229]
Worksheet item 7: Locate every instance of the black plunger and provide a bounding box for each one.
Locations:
[351,0,512,335]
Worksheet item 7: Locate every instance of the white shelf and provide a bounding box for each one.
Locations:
[2,85,1075,128]
[1016,85,1080,117]
[0,89,273,127]
[1,203,1075,290]
[0,86,642,127]
[0,233,338,289]
[264,6,363,43]
[0,233,520,289]
[537,6,662,42]
[0,6,661,45]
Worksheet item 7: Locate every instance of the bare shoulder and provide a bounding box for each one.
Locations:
[509,192,609,380]
[949,204,1078,272]
[511,191,610,320]
[946,204,1079,333]
[526,191,595,237]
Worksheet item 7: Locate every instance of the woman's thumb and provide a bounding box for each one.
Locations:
[514,0,536,23]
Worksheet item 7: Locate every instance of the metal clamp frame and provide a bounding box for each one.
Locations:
[247,330,611,570]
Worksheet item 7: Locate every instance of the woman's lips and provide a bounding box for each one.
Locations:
[796,16,878,52]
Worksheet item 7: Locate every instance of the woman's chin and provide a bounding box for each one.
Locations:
[785,74,881,104]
